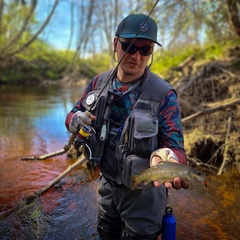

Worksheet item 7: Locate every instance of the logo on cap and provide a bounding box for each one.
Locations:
[138,22,149,32]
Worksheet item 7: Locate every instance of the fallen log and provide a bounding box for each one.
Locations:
[20,149,67,160]
[171,55,196,78]
[217,114,232,175]
[20,133,77,160]
[39,156,86,195]
[182,99,240,124]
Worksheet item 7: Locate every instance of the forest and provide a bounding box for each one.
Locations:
[0,0,239,83]
[0,0,240,173]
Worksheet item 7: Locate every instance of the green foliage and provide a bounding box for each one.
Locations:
[84,53,112,74]
[0,1,39,52]
[151,40,240,78]
[151,46,200,77]
[1,38,239,85]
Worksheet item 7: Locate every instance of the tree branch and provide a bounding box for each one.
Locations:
[1,0,59,60]
[182,99,240,124]
[1,0,37,54]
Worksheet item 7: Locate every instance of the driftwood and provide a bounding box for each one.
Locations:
[182,99,240,124]
[176,67,206,97]
[175,60,238,98]
[171,55,196,79]
[171,55,196,72]
[39,156,86,195]
[187,157,219,174]
[219,66,240,81]
[217,115,233,175]
[20,133,77,160]
[20,149,67,160]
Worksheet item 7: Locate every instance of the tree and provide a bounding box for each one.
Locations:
[141,0,240,50]
[0,0,59,61]
[226,0,240,37]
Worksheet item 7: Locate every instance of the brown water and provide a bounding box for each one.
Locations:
[0,85,240,240]
[0,85,83,212]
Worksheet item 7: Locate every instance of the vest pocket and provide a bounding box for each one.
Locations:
[128,112,158,157]
[122,154,150,189]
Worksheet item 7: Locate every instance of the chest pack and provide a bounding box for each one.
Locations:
[82,68,174,185]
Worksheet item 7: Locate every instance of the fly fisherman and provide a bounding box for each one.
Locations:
[65,14,189,240]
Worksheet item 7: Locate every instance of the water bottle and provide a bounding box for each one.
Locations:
[161,207,176,240]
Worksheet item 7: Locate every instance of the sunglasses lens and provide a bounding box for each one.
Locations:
[121,42,136,54]
[119,40,153,56]
[140,47,153,56]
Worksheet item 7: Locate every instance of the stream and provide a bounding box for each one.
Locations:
[0,84,239,240]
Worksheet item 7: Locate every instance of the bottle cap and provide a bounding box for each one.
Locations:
[165,207,173,215]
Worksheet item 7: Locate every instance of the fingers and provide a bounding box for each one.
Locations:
[153,180,161,188]
[182,181,190,189]
[154,177,189,190]
[85,111,96,121]
[69,111,96,133]
[150,150,189,190]
[79,112,92,125]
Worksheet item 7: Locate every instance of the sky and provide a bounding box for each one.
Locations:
[35,0,179,55]
[35,1,163,53]
[36,0,76,50]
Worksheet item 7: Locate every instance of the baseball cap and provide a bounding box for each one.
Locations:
[115,14,161,46]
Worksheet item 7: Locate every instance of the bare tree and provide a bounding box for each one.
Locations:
[0,0,4,29]
[1,0,37,55]
[65,0,74,53]
[0,0,59,61]
[73,0,95,59]
[226,0,240,37]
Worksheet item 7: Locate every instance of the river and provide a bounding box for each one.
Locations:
[0,84,239,240]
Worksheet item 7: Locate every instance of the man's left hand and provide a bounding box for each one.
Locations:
[151,149,189,190]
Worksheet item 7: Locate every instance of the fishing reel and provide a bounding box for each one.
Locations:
[74,124,101,164]
[74,125,94,150]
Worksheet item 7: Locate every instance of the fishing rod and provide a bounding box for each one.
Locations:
[20,0,160,161]
[72,0,160,155]
[89,0,160,112]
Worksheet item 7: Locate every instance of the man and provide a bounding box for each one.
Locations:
[65,14,189,240]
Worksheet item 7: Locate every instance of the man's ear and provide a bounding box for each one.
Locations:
[113,38,118,52]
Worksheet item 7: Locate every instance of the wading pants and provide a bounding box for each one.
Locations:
[97,176,167,240]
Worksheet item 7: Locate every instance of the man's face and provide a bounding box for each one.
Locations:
[114,37,154,81]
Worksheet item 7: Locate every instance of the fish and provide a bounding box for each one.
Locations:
[130,161,205,190]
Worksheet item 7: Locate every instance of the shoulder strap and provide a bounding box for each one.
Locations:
[134,68,174,113]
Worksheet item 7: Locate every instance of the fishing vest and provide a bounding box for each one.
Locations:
[82,68,174,187]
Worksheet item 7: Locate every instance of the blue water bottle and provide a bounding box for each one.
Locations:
[161,207,176,240]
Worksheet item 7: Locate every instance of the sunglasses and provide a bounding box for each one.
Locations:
[118,39,154,56]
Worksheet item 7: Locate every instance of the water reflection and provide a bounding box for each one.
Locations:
[0,84,84,213]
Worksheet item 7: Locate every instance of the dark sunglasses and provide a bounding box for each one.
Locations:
[118,39,154,56]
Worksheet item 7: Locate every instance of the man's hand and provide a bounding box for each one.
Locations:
[151,148,189,190]
[69,111,96,133]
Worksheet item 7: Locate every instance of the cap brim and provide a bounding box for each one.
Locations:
[119,33,162,46]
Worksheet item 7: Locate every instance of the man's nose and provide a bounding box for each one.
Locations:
[131,49,141,58]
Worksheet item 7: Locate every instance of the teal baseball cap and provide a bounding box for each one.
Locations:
[115,14,161,46]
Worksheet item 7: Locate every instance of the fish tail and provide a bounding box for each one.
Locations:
[131,181,138,190]
[129,176,137,190]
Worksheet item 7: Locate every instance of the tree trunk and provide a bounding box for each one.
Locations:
[226,0,240,37]
[1,0,37,54]
[1,0,59,60]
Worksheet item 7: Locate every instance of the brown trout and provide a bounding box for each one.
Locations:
[130,161,205,190]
